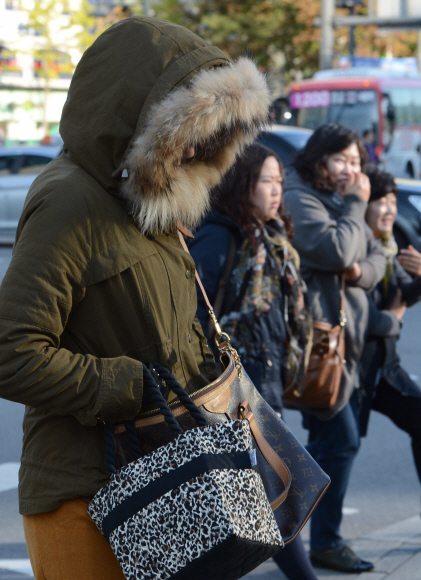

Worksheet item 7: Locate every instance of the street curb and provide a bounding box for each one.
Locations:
[242,516,421,579]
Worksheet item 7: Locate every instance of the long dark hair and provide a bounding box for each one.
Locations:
[212,142,293,245]
[293,123,369,192]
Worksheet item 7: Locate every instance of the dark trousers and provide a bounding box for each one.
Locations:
[273,535,318,580]
[305,395,360,551]
[372,379,421,483]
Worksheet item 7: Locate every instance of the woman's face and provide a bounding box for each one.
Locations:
[365,192,397,238]
[325,143,361,191]
[250,156,283,222]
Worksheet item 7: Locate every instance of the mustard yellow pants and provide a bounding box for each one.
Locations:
[23,499,125,580]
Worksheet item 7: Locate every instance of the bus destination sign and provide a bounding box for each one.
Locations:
[290,89,376,109]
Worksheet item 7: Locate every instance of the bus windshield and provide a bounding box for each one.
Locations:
[290,89,379,141]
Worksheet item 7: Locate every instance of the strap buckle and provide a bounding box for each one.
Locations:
[208,309,222,337]
[214,331,242,378]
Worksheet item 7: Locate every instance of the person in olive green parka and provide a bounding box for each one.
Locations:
[0,16,270,579]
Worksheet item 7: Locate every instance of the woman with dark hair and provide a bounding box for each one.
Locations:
[189,142,317,580]
[283,124,387,573]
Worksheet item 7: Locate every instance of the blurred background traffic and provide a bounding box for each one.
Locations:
[0,0,421,245]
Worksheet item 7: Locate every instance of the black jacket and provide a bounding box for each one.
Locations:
[189,211,288,412]
[359,256,421,435]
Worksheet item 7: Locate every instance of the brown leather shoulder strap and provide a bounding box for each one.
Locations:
[176,222,194,239]
[177,228,215,314]
[240,400,291,511]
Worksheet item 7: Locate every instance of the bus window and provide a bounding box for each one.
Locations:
[385,87,421,126]
[381,94,395,151]
[296,107,329,130]
[290,89,379,143]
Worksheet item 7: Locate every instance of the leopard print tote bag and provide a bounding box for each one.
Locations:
[88,365,283,580]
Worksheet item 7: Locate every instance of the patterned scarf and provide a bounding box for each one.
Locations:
[380,232,398,296]
[219,219,298,358]
[231,220,298,316]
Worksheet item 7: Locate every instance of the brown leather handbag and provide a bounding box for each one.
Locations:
[283,275,346,410]
[113,227,330,546]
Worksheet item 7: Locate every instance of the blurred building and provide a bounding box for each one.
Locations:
[376,0,421,18]
[0,1,78,144]
[0,0,124,145]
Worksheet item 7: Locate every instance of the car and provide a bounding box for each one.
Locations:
[0,174,37,244]
[0,145,62,175]
[257,125,313,167]
[0,145,61,244]
[393,178,421,251]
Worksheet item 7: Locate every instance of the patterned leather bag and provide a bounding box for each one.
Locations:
[283,275,346,410]
[89,366,283,580]
[113,229,330,546]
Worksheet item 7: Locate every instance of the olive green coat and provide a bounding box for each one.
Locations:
[0,17,270,514]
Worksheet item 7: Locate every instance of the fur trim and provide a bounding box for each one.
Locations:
[121,58,271,235]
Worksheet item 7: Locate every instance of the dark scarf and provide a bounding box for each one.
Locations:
[219,219,297,360]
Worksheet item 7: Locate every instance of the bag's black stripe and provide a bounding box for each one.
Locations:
[102,451,252,540]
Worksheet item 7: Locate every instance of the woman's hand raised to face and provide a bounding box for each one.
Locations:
[398,245,421,277]
[341,173,371,203]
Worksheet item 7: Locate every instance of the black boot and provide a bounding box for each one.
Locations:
[310,544,374,573]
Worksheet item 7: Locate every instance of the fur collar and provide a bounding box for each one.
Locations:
[121,58,271,235]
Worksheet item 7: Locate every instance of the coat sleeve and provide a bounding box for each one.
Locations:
[395,258,421,307]
[367,294,400,338]
[350,228,386,292]
[188,224,234,339]
[0,194,143,427]
[284,190,369,272]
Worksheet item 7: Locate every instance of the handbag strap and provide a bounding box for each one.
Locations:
[207,233,237,339]
[151,362,207,428]
[177,229,242,376]
[339,273,346,327]
[177,229,217,326]
[240,401,291,510]
[104,363,207,476]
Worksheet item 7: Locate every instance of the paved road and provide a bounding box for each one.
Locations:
[0,245,420,578]
[0,248,11,283]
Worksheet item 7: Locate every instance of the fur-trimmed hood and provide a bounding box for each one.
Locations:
[60,17,271,235]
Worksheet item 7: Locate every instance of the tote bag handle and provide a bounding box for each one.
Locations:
[104,363,207,475]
